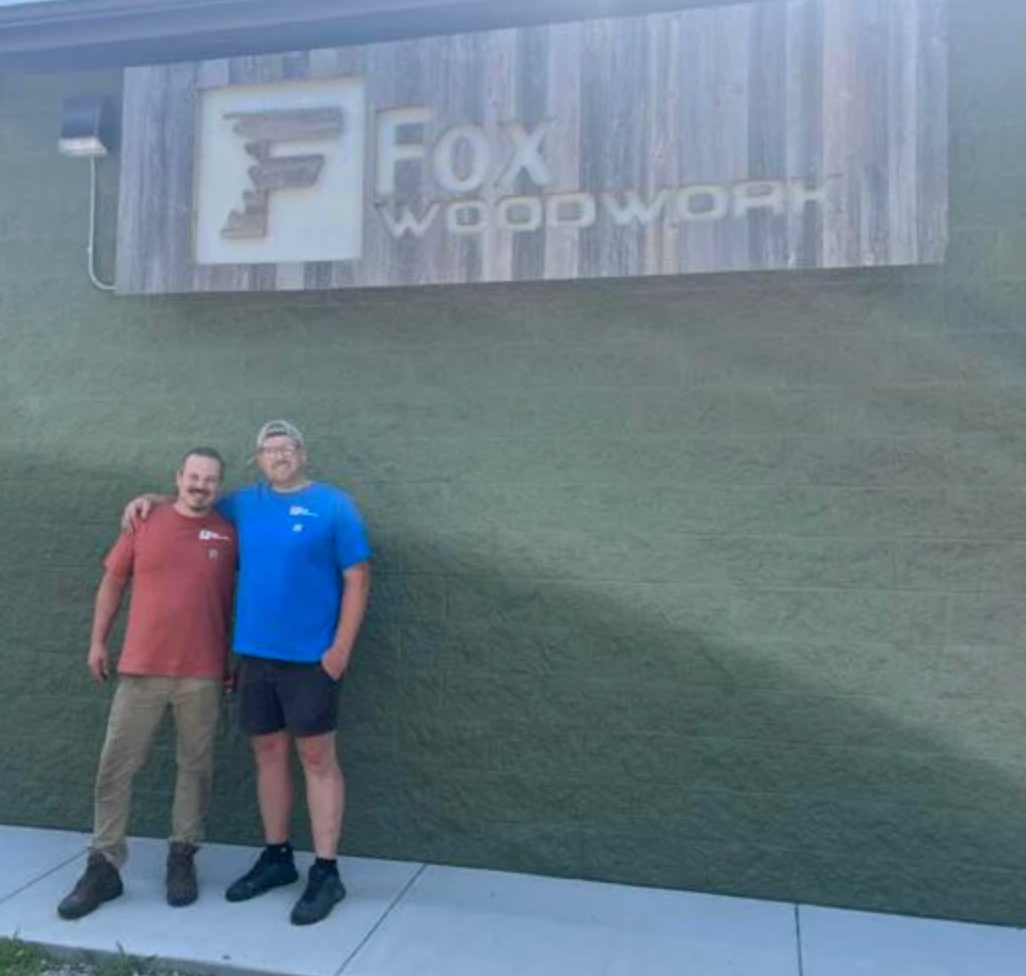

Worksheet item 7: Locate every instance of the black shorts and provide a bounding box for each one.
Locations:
[237,656,342,738]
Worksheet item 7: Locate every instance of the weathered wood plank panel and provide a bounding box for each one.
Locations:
[116,0,949,295]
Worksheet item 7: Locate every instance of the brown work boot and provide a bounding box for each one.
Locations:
[166,842,199,907]
[57,852,123,920]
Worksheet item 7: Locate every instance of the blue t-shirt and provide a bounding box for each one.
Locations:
[217,482,371,662]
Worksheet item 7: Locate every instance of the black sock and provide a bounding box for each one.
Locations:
[313,857,338,876]
[265,841,293,861]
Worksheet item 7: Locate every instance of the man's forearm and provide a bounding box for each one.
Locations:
[90,574,127,645]
[327,563,371,670]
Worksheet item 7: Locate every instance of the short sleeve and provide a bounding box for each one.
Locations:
[333,494,372,570]
[215,490,240,525]
[104,530,136,579]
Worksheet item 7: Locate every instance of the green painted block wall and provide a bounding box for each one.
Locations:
[2,0,1026,925]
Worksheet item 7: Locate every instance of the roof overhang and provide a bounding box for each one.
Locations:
[0,0,784,70]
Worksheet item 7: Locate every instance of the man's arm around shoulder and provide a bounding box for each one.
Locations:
[121,493,171,532]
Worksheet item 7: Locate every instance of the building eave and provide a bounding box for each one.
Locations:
[0,0,784,70]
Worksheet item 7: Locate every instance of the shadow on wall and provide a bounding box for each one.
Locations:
[334,544,1026,928]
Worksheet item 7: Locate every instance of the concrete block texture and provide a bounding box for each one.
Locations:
[1,0,1026,927]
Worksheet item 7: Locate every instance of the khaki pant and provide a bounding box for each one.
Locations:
[91,676,222,868]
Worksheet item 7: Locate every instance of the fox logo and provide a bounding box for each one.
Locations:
[222,107,345,240]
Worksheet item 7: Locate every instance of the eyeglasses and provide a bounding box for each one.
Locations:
[259,446,299,458]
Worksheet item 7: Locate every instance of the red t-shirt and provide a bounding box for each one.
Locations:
[104,506,237,679]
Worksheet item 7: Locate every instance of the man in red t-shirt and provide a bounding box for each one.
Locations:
[58,448,237,920]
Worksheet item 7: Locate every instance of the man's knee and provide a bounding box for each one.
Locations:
[251,731,290,767]
[296,734,339,778]
[95,737,145,790]
[176,737,215,775]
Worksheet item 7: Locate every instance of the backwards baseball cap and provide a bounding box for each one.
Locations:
[255,419,305,450]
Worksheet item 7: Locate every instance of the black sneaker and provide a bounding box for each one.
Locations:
[57,852,124,920]
[290,867,346,926]
[225,849,299,903]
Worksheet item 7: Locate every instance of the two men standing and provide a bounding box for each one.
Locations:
[59,422,371,928]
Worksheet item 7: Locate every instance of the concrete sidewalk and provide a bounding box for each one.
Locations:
[1,825,1024,976]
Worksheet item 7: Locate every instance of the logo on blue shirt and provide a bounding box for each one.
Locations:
[289,505,319,518]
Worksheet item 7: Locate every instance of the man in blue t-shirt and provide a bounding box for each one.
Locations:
[125,420,371,926]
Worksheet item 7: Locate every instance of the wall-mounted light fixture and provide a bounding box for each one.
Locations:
[58,96,115,158]
[58,96,118,291]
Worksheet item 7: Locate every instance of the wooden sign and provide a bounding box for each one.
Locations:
[116,0,948,294]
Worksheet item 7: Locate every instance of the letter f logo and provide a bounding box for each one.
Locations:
[221,107,344,239]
